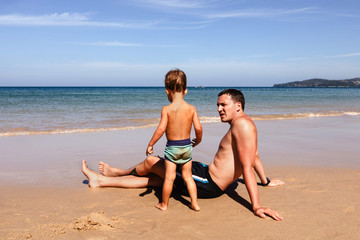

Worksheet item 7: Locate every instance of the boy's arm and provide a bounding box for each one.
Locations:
[146,107,168,155]
[192,108,202,147]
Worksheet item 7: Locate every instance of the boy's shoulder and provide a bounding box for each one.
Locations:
[163,101,196,114]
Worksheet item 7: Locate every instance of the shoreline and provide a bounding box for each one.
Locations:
[1,111,360,137]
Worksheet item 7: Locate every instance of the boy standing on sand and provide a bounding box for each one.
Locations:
[146,69,202,211]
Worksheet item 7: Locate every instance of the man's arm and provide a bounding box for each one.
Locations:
[146,107,168,155]
[232,119,283,220]
[232,119,261,209]
[254,149,269,186]
[254,151,285,187]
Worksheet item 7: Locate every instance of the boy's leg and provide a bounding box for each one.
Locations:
[181,160,200,211]
[82,160,163,188]
[155,160,177,211]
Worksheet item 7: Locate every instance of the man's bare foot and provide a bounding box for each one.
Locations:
[189,202,200,212]
[82,160,101,188]
[99,161,120,177]
[155,203,168,211]
[267,179,285,187]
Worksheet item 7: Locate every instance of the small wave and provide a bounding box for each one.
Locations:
[251,111,360,121]
[0,124,158,137]
[1,111,359,137]
[199,116,221,123]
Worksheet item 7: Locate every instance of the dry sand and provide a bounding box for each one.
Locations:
[0,116,359,239]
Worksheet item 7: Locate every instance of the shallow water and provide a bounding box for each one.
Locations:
[1,87,359,136]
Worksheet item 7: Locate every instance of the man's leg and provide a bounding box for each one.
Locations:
[82,159,164,189]
[99,155,165,178]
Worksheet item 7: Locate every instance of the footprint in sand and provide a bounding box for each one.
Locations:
[285,177,299,183]
[344,205,356,213]
[304,186,326,193]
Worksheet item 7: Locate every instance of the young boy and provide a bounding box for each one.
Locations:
[146,69,202,211]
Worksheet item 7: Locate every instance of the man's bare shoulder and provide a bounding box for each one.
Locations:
[231,115,256,134]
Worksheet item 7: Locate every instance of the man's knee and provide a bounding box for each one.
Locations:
[148,174,163,187]
[145,155,160,169]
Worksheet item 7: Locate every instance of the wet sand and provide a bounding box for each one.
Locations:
[0,116,359,239]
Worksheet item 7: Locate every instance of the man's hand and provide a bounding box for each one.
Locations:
[253,207,283,221]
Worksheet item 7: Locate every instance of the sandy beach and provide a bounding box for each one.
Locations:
[1,116,359,239]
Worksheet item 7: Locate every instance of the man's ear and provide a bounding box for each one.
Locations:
[184,89,188,95]
[165,89,169,95]
[237,102,242,112]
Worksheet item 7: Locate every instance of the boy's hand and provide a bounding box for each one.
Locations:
[146,145,153,156]
[192,138,199,147]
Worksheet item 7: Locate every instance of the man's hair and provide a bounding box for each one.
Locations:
[164,69,187,92]
[218,89,245,111]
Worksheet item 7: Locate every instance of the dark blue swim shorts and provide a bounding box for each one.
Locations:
[173,161,224,199]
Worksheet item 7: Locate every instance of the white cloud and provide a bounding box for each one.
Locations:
[205,7,313,19]
[328,52,360,58]
[72,41,185,48]
[135,0,226,9]
[334,13,360,18]
[0,12,156,28]
[286,52,360,61]
[85,41,144,47]
[0,12,208,29]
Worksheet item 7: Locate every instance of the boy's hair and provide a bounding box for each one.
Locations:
[165,69,187,92]
[218,89,245,111]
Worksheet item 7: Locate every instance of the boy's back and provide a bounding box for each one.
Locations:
[164,100,196,141]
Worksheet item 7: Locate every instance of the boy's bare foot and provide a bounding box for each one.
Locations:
[99,161,120,177]
[82,160,101,188]
[190,203,200,212]
[155,203,168,211]
[267,179,285,187]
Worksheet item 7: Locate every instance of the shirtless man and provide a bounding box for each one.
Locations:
[82,89,284,220]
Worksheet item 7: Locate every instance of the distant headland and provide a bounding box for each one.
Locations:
[273,78,360,87]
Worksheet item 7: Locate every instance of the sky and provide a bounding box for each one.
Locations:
[0,0,359,86]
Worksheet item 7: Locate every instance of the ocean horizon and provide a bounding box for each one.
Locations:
[1,86,359,137]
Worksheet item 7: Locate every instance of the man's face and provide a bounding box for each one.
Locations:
[217,94,241,122]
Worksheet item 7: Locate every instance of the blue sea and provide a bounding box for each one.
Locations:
[1,87,359,137]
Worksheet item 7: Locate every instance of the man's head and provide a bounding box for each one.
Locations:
[218,89,245,111]
[164,69,187,93]
[217,89,245,122]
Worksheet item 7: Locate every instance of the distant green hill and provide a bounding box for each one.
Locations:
[273,78,360,87]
